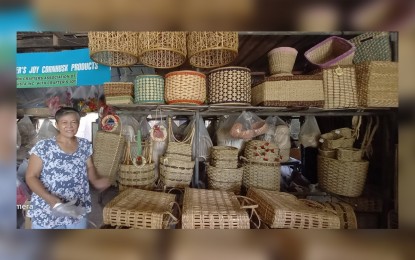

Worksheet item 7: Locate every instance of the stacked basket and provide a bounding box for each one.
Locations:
[207,146,243,194]
[104,82,135,105]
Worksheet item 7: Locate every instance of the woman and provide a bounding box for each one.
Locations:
[26,107,110,229]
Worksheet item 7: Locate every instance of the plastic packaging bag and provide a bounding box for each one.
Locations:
[230,111,268,140]
[299,116,321,148]
[119,115,140,142]
[17,116,37,148]
[193,118,213,161]
[17,127,21,149]
[216,115,245,152]
[37,119,59,141]
[138,117,151,140]
[51,200,87,219]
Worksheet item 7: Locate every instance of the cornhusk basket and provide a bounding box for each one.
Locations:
[319,132,355,150]
[318,148,337,159]
[165,117,195,161]
[305,36,355,68]
[181,188,252,229]
[355,61,398,107]
[317,155,369,197]
[104,82,134,97]
[134,75,165,104]
[210,146,239,169]
[267,47,298,75]
[159,156,195,189]
[106,96,134,105]
[207,66,251,105]
[103,188,178,229]
[244,140,280,163]
[322,65,358,109]
[165,70,206,105]
[187,31,238,68]
[138,32,187,69]
[350,32,392,64]
[247,188,340,229]
[336,148,363,162]
[321,202,357,229]
[242,158,280,191]
[207,165,243,194]
[88,31,139,67]
[251,75,324,107]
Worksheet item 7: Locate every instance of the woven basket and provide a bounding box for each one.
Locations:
[207,66,251,105]
[322,202,357,229]
[251,75,324,107]
[350,32,392,64]
[322,65,358,109]
[104,82,134,97]
[210,146,239,169]
[165,70,206,105]
[356,61,398,107]
[106,96,134,105]
[187,31,238,68]
[244,140,280,163]
[317,155,369,197]
[320,132,354,150]
[159,156,195,189]
[242,159,280,191]
[118,163,156,188]
[182,188,251,229]
[134,75,165,104]
[247,189,340,229]
[336,148,363,162]
[88,31,139,67]
[138,32,187,69]
[207,165,243,194]
[318,148,337,158]
[165,117,194,161]
[268,47,298,75]
[93,131,125,184]
[331,127,353,138]
[305,36,355,68]
[118,183,154,192]
[103,188,178,229]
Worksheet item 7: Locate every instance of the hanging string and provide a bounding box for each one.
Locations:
[136,129,142,156]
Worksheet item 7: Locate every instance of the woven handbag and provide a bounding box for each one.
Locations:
[165,70,206,105]
[322,65,358,109]
[350,32,392,64]
[242,157,280,191]
[134,75,165,104]
[207,165,243,194]
[207,66,251,105]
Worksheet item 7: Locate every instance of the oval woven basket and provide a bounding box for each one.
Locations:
[207,165,243,194]
[104,82,134,97]
[244,140,280,163]
[118,163,156,188]
[165,70,206,105]
[88,31,139,67]
[318,148,337,159]
[134,75,165,104]
[267,47,298,75]
[207,66,251,105]
[159,156,195,188]
[242,160,280,191]
[317,155,369,197]
[187,31,238,68]
[138,32,187,69]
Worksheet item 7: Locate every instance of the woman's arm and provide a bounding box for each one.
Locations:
[25,154,61,208]
[86,157,111,190]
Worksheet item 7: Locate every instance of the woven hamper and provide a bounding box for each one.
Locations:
[244,140,280,163]
[321,202,357,229]
[159,156,195,189]
[247,188,340,229]
[103,188,178,229]
[182,188,251,229]
[207,66,251,105]
[88,31,139,67]
[336,148,363,162]
[165,70,206,105]
[187,31,238,68]
[207,165,243,194]
[322,65,358,109]
[243,160,280,191]
[138,32,187,69]
[134,75,165,104]
[267,47,298,75]
[317,155,369,197]
[251,75,324,107]
[319,132,354,150]
[350,32,392,64]
[318,149,337,159]
[104,82,134,97]
[210,146,239,169]
[355,61,398,107]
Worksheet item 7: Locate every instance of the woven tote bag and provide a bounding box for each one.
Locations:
[350,32,392,64]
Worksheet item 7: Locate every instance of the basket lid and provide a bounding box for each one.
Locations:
[208,66,251,74]
[165,70,206,78]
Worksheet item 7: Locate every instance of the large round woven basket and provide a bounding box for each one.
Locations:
[207,165,243,194]
[243,160,280,191]
[134,75,165,104]
[187,31,238,68]
[88,31,139,67]
[207,66,251,105]
[165,70,206,105]
[267,47,298,75]
[317,155,369,197]
[138,32,187,69]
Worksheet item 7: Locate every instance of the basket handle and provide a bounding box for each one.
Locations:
[168,117,195,144]
[235,195,261,229]
[164,201,181,227]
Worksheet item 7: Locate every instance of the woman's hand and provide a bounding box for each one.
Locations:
[92,177,111,191]
[86,157,112,191]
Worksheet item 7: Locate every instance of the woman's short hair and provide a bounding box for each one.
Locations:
[54,107,80,122]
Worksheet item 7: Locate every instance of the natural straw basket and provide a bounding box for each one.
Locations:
[207,165,243,194]
[247,188,340,229]
[104,82,134,97]
[355,61,398,107]
[207,67,251,105]
[187,31,238,68]
[251,75,324,107]
[165,70,206,105]
[88,31,139,67]
[322,65,358,109]
[181,188,253,229]
[305,36,355,68]
[244,140,280,163]
[318,149,337,159]
[317,155,369,197]
[321,202,357,229]
[105,96,134,105]
[134,75,165,104]
[350,32,392,64]
[210,146,239,169]
[267,47,298,75]
[242,158,280,191]
[103,188,178,229]
[336,148,363,162]
[138,32,187,69]
[159,156,195,189]
[319,132,354,150]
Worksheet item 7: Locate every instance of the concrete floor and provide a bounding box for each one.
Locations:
[87,185,119,229]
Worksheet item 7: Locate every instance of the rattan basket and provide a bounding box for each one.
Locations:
[317,155,369,197]
[182,188,251,229]
[244,140,280,163]
[350,32,392,64]
[356,61,398,107]
[88,31,139,67]
[207,165,243,194]
[305,36,355,68]
[321,202,357,229]
[134,75,165,104]
[210,146,239,169]
[319,132,354,150]
[159,156,195,189]
[322,65,358,109]
[251,75,324,107]
[207,66,251,105]
[187,31,238,68]
[247,188,340,229]
[103,188,178,229]
[318,148,337,158]
[138,32,187,69]
[336,148,363,162]
[165,70,206,105]
[268,47,298,75]
[242,159,280,191]
[104,82,134,97]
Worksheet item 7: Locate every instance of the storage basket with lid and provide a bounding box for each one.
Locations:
[134,75,165,104]
[164,70,206,105]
